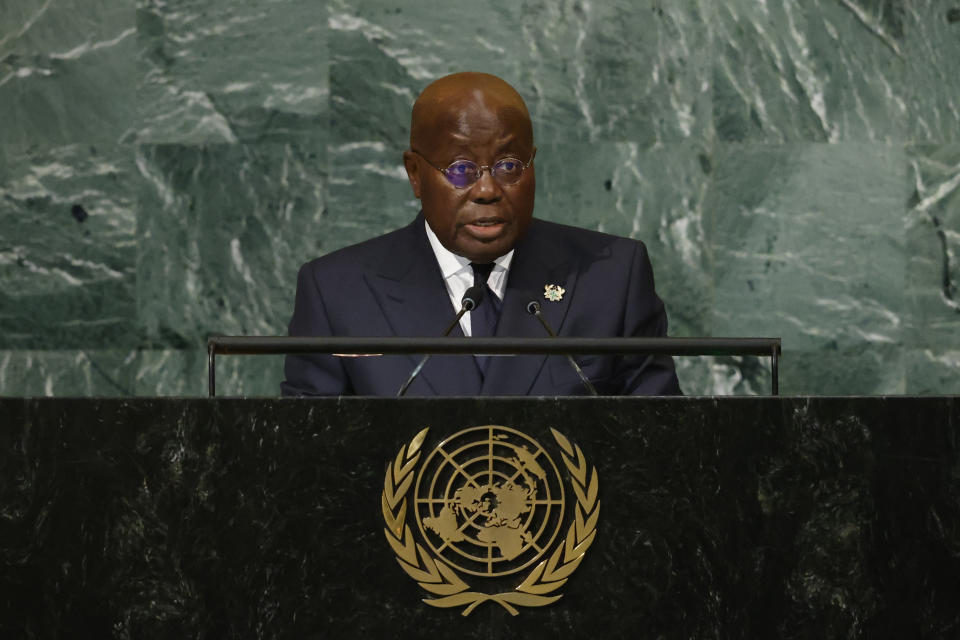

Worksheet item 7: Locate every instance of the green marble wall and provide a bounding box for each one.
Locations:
[1,0,958,396]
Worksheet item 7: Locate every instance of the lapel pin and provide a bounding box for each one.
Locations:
[543,284,565,302]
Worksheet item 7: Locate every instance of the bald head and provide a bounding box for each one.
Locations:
[410,72,532,150]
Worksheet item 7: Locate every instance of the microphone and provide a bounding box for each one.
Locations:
[397,285,485,396]
[460,285,483,315]
[525,299,598,396]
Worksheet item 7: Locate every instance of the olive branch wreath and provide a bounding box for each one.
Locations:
[381,426,599,616]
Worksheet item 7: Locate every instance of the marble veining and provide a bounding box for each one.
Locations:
[1,0,959,396]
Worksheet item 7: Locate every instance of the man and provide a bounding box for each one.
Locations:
[282,72,681,396]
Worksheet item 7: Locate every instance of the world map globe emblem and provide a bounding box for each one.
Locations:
[414,425,566,578]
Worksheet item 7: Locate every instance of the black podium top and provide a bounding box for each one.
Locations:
[1,396,957,638]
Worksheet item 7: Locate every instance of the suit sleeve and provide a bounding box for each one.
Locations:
[614,241,683,396]
[280,262,353,396]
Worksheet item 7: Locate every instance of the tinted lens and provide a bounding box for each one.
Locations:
[443,161,479,188]
[493,158,525,184]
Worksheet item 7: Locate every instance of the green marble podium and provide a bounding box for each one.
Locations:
[2,396,957,638]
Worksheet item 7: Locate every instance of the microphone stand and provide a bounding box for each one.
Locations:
[526,300,599,396]
[396,287,482,397]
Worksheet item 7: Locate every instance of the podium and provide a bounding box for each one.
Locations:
[2,396,958,638]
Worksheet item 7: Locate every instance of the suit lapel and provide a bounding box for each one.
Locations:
[481,224,579,395]
[363,216,482,395]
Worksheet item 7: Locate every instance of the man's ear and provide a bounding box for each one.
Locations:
[402,150,422,199]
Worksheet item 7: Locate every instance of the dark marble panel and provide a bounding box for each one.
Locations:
[133,0,327,145]
[905,144,960,350]
[134,142,326,349]
[514,0,713,145]
[708,143,908,393]
[0,350,140,397]
[905,349,960,395]
[675,355,775,397]
[0,0,136,146]
[136,349,283,397]
[0,144,138,349]
[711,0,907,143]
[903,1,960,143]
[0,349,282,398]
[780,343,905,395]
[328,0,713,146]
[325,142,418,254]
[324,1,428,253]
[0,397,957,638]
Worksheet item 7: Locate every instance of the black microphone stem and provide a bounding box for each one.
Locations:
[396,306,469,397]
[397,286,482,397]
[529,303,599,396]
[439,306,470,338]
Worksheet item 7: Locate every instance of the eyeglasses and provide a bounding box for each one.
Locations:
[411,149,533,189]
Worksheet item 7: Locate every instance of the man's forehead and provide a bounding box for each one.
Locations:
[448,130,519,144]
[431,91,525,124]
[425,107,531,154]
[410,73,532,147]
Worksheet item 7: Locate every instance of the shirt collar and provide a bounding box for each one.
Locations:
[424,219,514,277]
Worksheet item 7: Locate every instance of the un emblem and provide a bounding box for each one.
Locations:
[382,426,600,616]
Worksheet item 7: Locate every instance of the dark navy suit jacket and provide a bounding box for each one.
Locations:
[281,215,681,396]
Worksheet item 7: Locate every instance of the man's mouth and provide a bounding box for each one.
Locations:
[463,217,507,239]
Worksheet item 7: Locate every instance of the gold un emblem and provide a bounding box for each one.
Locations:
[382,425,600,616]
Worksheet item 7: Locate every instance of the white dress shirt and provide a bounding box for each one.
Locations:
[424,221,513,336]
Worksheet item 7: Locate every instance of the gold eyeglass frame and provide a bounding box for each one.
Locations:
[410,149,534,189]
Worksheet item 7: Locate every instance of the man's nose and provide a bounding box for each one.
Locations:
[470,168,503,203]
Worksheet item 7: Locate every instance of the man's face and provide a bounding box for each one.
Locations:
[403,93,536,264]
